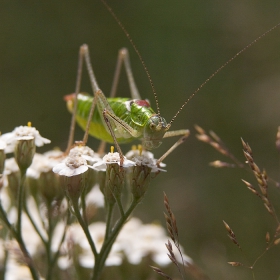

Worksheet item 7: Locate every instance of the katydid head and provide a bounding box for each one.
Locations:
[143,115,168,150]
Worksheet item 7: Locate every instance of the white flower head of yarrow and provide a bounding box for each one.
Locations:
[91,146,135,172]
[51,147,102,204]
[125,145,156,160]
[0,122,51,154]
[53,153,88,177]
[133,155,166,173]
[0,138,7,151]
[125,145,166,173]
[53,150,91,201]
[27,150,64,179]
[57,218,192,269]
[69,145,101,165]
[27,151,65,201]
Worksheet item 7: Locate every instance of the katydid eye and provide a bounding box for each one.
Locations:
[150,123,156,129]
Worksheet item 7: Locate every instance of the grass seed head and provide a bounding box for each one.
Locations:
[228,262,243,267]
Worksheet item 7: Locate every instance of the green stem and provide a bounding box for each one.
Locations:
[51,211,70,267]
[72,199,98,258]
[46,204,53,280]
[24,202,47,247]
[92,198,139,280]
[115,196,124,218]
[104,203,114,240]
[0,245,8,280]
[17,171,26,235]
[81,190,88,225]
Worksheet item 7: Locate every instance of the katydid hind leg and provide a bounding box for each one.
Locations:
[81,46,141,156]
[67,44,103,148]
[80,45,128,151]
[67,45,89,151]
[110,48,141,100]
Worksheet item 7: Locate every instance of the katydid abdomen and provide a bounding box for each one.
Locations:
[65,93,163,146]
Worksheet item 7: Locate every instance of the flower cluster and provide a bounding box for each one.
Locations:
[58,217,192,269]
[0,124,190,280]
[1,124,51,154]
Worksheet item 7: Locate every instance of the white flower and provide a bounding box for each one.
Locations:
[2,197,46,252]
[53,146,102,176]
[0,184,11,215]
[59,222,122,269]
[91,152,135,171]
[59,218,192,269]
[85,184,105,208]
[22,198,47,253]
[5,256,45,280]
[53,154,88,177]
[0,205,46,280]
[125,148,166,172]
[3,157,19,176]
[0,139,7,150]
[69,145,95,157]
[69,145,101,164]
[1,125,51,154]
[51,221,68,253]
[117,218,192,266]
[132,155,166,172]
[27,150,64,179]
[1,158,20,208]
[125,148,155,160]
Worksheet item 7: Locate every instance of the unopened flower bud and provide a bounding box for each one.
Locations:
[62,171,87,203]
[104,163,124,205]
[98,170,106,193]
[130,164,151,200]
[14,137,36,172]
[7,169,21,202]
[39,171,64,203]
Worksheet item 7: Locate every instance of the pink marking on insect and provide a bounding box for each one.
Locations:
[135,100,150,107]
[63,93,76,101]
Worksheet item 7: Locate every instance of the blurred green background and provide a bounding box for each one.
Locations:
[1,0,280,279]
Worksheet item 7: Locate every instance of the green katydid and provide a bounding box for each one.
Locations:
[65,1,280,163]
[65,46,189,157]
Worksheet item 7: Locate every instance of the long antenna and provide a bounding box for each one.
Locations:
[168,22,280,126]
[100,0,161,116]
[101,0,280,124]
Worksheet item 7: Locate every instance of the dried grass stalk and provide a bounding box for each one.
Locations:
[241,138,277,218]
[150,266,173,280]
[195,125,243,167]
[223,220,242,250]
[228,262,244,267]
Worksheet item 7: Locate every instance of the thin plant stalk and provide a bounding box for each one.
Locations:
[51,211,70,267]
[0,203,40,280]
[24,201,47,247]
[72,199,98,258]
[17,171,26,235]
[92,198,139,280]
[104,203,114,240]
[46,203,54,280]
[81,190,88,225]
